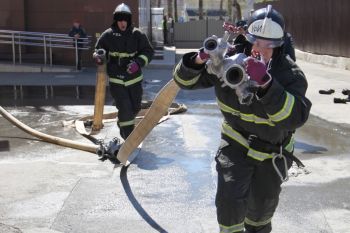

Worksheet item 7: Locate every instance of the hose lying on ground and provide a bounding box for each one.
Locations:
[0,102,187,155]
[0,106,100,154]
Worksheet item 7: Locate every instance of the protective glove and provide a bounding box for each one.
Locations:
[223,22,239,34]
[93,56,103,65]
[93,49,106,65]
[127,61,140,74]
[198,47,210,61]
[244,57,272,88]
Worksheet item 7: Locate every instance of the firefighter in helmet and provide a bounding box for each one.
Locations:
[173,5,311,233]
[94,3,154,140]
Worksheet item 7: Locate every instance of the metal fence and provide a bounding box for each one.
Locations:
[0,30,92,68]
[255,0,350,58]
[174,19,226,48]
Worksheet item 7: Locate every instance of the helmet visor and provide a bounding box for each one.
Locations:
[245,34,283,48]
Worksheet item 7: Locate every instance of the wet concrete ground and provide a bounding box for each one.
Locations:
[1,67,350,233]
[1,104,349,233]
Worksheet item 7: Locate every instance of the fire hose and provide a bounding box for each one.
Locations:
[0,106,102,155]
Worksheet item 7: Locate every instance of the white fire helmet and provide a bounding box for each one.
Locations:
[246,5,285,48]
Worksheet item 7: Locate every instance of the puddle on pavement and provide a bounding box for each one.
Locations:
[0,90,349,160]
[0,85,158,107]
[296,115,350,157]
[0,140,10,152]
[0,83,165,107]
[0,85,105,106]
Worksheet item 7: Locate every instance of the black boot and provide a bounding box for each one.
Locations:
[245,223,272,233]
[120,125,134,140]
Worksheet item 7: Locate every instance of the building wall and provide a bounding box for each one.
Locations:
[23,0,139,34]
[139,0,151,39]
[255,0,350,58]
[0,0,26,53]
[1,0,143,66]
[0,0,25,30]
[24,0,139,65]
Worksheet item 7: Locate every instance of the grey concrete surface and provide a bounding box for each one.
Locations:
[0,63,78,73]
[1,104,350,233]
[298,60,350,125]
[1,49,350,233]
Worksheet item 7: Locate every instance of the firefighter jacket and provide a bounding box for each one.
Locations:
[95,25,154,86]
[173,52,312,161]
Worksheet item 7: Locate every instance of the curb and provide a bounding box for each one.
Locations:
[296,49,350,71]
[0,64,77,73]
[147,46,176,69]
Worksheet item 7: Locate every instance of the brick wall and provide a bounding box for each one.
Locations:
[1,0,140,65]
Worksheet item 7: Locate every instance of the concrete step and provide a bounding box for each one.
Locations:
[0,46,175,72]
[0,63,77,72]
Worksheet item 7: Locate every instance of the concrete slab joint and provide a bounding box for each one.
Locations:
[0,223,22,233]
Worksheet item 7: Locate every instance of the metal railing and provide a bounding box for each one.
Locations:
[0,29,92,69]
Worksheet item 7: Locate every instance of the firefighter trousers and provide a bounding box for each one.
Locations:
[215,139,292,233]
[109,82,142,140]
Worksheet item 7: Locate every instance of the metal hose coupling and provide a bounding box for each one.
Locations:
[93,48,107,64]
[96,137,121,159]
[202,31,255,105]
[96,48,106,57]
[222,53,255,105]
[204,31,230,76]
[203,31,230,67]
[222,53,248,88]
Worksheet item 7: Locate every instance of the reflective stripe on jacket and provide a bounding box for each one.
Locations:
[95,25,154,86]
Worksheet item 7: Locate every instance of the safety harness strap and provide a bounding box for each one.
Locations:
[248,134,304,167]
[222,121,305,180]
[222,122,296,162]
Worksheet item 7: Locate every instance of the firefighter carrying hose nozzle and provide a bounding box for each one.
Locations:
[173,5,312,233]
[93,3,154,140]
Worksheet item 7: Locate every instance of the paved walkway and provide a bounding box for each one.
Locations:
[297,60,350,125]
[0,50,350,233]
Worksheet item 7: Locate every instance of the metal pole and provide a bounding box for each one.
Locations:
[206,17,209,37]
[12,33,16,65]
[20,85,23,100]
[43,35,47,66]
[75,39,78,70]
[150,9,153,43]
[45,86,48,99]
[49,36,53,67]
[13,86,17,100]
[18,33,22,64]
[76,86,80,100]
